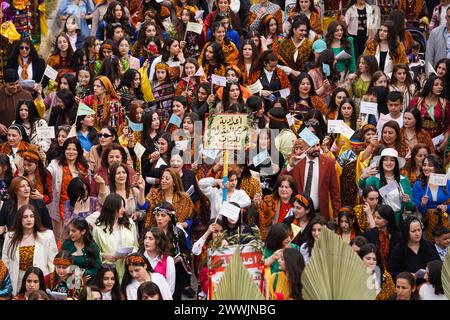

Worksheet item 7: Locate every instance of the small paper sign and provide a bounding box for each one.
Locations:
[252,150,270,167]
[299,127,320,147]
[114,246,134,258]
[168,114,182,127]
[127,117,143,132]
[68,124,77,138]
[286,113,295,127]
[429,173,448,186]
[327,120,343,134]
[175,139,189,151]
[77,102,96,116]
[427,62,437,75]
[36,126,55,139]
[322,63,331,77]
[134,142,146,160]
[186,22,203,34]
[202,148,220,160]
[279,88,290,98]
[195,66,205,77]
[246,80,263,94]
[432,133,445,146]
[43,64,58,81]
[195,10,204,20]
[379,180,399,198]
[337,122,355,139]
[219,202,241,221]
[360,101,378,115]
[211,74,227,87]
[336,50,352,60]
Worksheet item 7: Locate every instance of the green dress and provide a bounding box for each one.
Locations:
[264,243,301,274]
[331,37,357,74]
[61,240,101,281]
[359,175,415,225]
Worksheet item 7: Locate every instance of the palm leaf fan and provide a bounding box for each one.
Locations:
[212,247,265,300]
[442,251,450,299]
[301,227,377,300]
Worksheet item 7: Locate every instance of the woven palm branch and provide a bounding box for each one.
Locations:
[212,247,265,300]
[442,251,450,299]
[302,227,377,300]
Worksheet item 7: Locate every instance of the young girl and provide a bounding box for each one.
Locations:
[353,185,380,233]
[118,37,140,72]
[46,126,70,164]
[198,42,227,81]
[62,218,101,283]
[140,227,176,296]
[237,39,259,85]
[331,98,360,156]
[46,251,84,299]
[13,100,51,153]
[76,66,92,99]
[389,64,417,112]
[19,150,53,205]
[348,55,379,107]
[202,22,238,66]
[192,219,226,300]
[76,114,99,153]
[191,83,213,121]
[259,14,284,54]
[175,58,203,102]
[335,207,361,244]
[120,253,172,300]
[47,33,75,76]
[283,194,315,246]
[151,62,175,126]
[93,264,122,300]
[175,6,201,59]
[299,216,328,265]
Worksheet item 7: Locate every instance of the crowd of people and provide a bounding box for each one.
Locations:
[0,0,449,301]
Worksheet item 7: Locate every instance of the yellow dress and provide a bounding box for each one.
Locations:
[265,268,291,300]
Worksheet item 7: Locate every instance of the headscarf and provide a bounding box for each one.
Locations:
[95,76,120,100]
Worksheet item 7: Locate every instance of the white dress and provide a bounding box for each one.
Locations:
[126,273,173,300]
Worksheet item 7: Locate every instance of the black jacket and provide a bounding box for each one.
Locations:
[363,228,401,262]
[6,56,49,89]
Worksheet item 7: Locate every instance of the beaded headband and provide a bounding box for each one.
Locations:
[125,255,146,266]
[295,194,310,208]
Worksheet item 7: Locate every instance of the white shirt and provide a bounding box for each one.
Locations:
[17,59,33,81]
[264,69,274,83]
[198,177,252,219]
[102,291,112,300]
[419,283,448,300]
[126,273,173,300]
[143,251,176,295]
[303,157,319,211]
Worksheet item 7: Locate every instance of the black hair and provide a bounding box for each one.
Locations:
[7,38,40,64]
[376,205,399,235]
[93,264,122,300]
[67,177,90,207]
[57,137,89,168]
[288,14,310,39]
[289,73,317,106]
[98,55,122,86]
[76,114,99,145]
[209,21,231,45]
[387,90,403,104]
[137,281,163,300]
[304,216,328,257]
[336,98,357,130]
[349,235,368,248]
[99,39,120,60]
[421,74,445,98]
[161,38,180,62]
[427,260,444,295]
[282,248,305,300]
[18,267,46,295]
[358,243,386,288]
[59,73,78,95]
[432,225,450,238]
[55,89,77,125]
[68,218,98,269]
[95,193,131,233]
[265,223,290,251]
[201,42,225,66]
[142,110,162,149]
[396,272,417,300]
[15,99,41,126]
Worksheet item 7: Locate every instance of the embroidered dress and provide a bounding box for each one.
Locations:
[409,97,450,139]
[19,245,34,271]
[150,81,175,125]
[9,0,46,45]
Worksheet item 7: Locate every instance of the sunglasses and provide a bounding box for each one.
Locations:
[98,133,113,138]
[19,46,30,51]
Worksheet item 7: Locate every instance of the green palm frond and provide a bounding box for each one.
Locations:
[212,247,264,300]
[302,227,377,300]
[442,251,450,299]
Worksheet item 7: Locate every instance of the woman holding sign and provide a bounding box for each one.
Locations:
[412,155,450,240]
[325,20,356,83]
[359,148,415,226]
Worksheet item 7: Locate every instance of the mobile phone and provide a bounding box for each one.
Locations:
[415,269,426,278]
